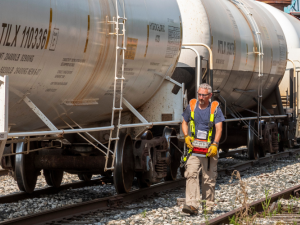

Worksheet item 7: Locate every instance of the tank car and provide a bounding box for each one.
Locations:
[0,0,299,194]
[0,0,184,194]
[175,0,299,159]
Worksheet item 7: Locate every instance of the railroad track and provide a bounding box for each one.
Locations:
[0,176,112,204]
[0,148,298,224]
[0,148,292,205]
[0,179,186,225]
[205,148,300,225]
[218,148,300,176]
[206,182,300,225]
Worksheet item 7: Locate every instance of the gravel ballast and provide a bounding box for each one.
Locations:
[0,155,299,224]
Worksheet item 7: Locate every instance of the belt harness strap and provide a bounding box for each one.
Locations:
[189,99,219,151]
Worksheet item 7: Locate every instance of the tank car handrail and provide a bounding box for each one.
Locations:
[181,46,201,97]
[224,115,288,122]
[182,43,213,70]
[182,43,214,92]
[119,120,181,129]
[7,125,115,138]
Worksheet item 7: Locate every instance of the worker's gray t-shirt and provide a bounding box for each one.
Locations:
[182,101,225,142]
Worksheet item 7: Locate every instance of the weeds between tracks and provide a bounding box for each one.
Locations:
[228,170,257,225]
[228,170,299,225]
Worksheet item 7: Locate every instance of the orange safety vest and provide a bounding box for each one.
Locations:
[189,99,219,155]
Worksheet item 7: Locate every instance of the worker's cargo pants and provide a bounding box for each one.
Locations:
[184,155,218,210]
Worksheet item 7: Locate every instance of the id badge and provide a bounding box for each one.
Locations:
[192,139,209,148]
[197,130,207,140]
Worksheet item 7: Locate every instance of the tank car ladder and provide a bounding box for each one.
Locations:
[104,0,127,171]
[231,0,264,139]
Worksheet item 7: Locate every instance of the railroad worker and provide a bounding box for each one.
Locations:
[181,83,225,215]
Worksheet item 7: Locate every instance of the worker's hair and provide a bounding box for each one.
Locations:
[198,83,212,94]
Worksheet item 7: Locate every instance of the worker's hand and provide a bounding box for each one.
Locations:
[207,144,218,157]
[184,135,193,150]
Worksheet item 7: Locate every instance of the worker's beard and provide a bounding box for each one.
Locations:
[199,99,205,105]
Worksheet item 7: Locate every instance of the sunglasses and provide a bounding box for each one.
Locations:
[197,93,210,97]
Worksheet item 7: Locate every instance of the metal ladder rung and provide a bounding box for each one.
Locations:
[113,107,123,111]
[118,16,127,21]
[116,77,125,80]
[110,138,120,141]
[106,167,115,170]
[117,47,126,50]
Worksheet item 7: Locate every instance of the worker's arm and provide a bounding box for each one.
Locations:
[214,121,223,143]
[207,121,222,157]
[181,118,193,150]
[181,118,189,136]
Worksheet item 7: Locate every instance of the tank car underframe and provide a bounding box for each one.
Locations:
[0,75,186,193]
[0,125,182,194]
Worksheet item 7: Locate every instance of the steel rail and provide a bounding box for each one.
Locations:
[204,149,300,225]
[0,179,186,225]
[205,183,300,225]
[218,149,300,175]
[0,176,112,204]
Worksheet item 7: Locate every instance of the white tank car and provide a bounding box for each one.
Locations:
[176,0,287,109]
[257,2,300,98]
[0,0,182,132]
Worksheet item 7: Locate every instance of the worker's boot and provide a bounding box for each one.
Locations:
[182,204,198,215]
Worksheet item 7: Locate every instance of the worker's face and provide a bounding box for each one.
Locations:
[197,88,212,105]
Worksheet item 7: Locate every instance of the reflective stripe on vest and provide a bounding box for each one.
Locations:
[189,99,219,143]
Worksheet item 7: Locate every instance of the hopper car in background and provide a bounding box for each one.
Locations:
[0,0,298,194]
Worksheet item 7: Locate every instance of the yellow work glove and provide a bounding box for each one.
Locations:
[184,135,193,150]
[207,144,218,157]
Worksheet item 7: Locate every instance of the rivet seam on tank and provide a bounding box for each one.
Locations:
[45,8,53,49]
[84,15,90,53]
[144,25,149,57]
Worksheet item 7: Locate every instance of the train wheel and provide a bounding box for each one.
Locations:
[114,133,134,194]
[247,120,260,160]
[15,139,38,193]
[44,169,64,187]
[78,173,93,181]
[164,127,181,181]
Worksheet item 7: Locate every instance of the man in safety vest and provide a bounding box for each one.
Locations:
[181,83,225,215]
